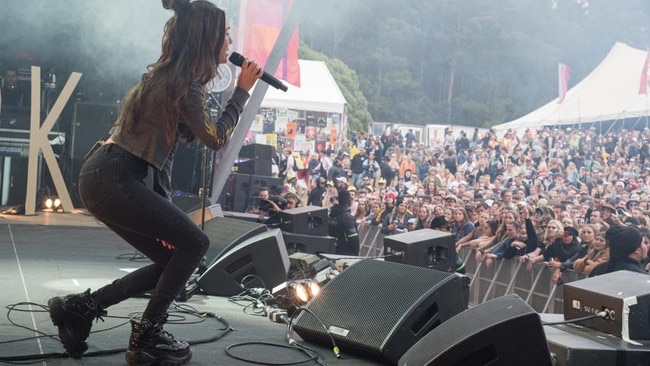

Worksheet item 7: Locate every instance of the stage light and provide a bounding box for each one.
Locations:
[291,282,310,303]
[288,279,321,304]
[42,196,63,212]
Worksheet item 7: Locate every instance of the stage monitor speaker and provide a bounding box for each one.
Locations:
[71,102,118,160]
[200,216,267,266]
[172,195,210,214]
[563,270,650,341]
[282,231,336,255]
[236,159,272,176]
[249,175,284,196]
[197,228,290,296]
[293,259,469,365]
[398,294,553,366]
[384,228,456,272]
[0,157,27,206]
[280,205,329,236]
[224,173,252,213]
[69,102,119,200]
[239,143,273,160]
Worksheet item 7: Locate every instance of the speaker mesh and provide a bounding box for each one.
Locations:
[294,259,468,363]
[201,217,267,265]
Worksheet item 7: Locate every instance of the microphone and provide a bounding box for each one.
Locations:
[228,52,288,92]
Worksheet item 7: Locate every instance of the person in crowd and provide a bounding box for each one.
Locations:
[572,228,609,277]
[479,221,523,268]
[46,1,262,364]
[592,225,648,275]
[524,220,564,269]
[321,180,337,209]
[413,205,433,230]
[328,189,360,256]
[360,199,382,228]
[307,176,327,206]
[327,156,346,183]
[354,197,369,223]
[457,218,499,253]
[430,204,451,231]
[450,206,475,244]
[349,147,367,188]
[381,196,412,236]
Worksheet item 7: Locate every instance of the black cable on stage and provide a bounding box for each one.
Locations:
[225,341,323,366]
[542,311,607,326]
[0,301,233,364]
[287,307,340,359]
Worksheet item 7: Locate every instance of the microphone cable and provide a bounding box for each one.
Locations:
[286,307,341,359]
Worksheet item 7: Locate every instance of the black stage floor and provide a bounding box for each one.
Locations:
[0,219,382,366]
[2,212,649,366]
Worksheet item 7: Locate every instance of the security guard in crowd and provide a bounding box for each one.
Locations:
[328,188,360,256]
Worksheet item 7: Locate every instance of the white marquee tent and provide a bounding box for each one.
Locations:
[493,42,650,133]
[260,59,347,114]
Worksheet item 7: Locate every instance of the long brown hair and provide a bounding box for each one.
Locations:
[118,0,226,145]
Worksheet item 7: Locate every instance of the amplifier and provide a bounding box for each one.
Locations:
[384,229,456,272]
[563,270,650,341]
[280,205,329,236]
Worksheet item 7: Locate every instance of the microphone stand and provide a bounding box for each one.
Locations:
[199,92,223,230]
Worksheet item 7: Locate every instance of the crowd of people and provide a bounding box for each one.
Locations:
[265,125,650,281]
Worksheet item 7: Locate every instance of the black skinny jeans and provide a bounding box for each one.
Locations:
[78,143,209,321]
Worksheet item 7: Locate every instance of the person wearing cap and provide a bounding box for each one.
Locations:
[347,185,359,217]
[591,225,648,276]
[542,226,581,268]
[599,203,617,226]
[372,189,396,227]
[327,155,347,183]
[444,194,459,208]
[321,180,338,209]
[328,189,360,256]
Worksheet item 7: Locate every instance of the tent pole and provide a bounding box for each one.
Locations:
[208,0,307,204]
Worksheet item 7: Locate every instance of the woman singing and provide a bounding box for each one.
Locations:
[46,1,261,365]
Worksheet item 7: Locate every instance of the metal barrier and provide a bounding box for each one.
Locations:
[356,224,587,313]
[358,223,385,257]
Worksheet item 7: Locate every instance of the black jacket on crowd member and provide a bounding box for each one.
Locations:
[543,237,580,262]
[307,178,327,206]
[590,258,647,277]
[327,159,346,182]
[350,150,366,174]
[380,159,396,187]
[328,189,359,256]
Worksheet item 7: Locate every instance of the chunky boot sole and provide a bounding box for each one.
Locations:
[125,347,192,366]
[48,296,88,357]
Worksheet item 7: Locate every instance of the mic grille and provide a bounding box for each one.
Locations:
[228,52,245,67]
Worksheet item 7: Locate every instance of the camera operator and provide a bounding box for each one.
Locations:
[256,194,287,227]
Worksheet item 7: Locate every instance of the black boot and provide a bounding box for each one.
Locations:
[125,315,192,366]
[48,289,106,357]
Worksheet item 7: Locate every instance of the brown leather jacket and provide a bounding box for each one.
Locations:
[109,82,249,198]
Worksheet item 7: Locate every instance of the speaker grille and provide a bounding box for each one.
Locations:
[201,216,267,265]
[294,259,468,364]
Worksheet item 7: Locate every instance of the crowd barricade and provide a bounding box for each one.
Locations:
[457,248,586,313]
[358,223,385,257]
[356,225,588,313]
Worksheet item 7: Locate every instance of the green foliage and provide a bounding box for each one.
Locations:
[299,46,373,134]
[299,0,649,128]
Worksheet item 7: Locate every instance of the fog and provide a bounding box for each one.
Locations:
[0,0,172,102]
